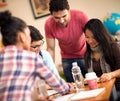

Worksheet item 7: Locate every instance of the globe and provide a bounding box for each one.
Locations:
[103,12,120,35]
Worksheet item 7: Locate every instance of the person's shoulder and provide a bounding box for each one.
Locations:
[70,9,87,15]
[46,15,54,23]
[41,50,50,55]
[70,9,88,19]
[23,50,38,58]
[111,42,120,49]
[70,9,83,12]
[116,41,120,47]
[41,50,53,60]
[45,16,55,26]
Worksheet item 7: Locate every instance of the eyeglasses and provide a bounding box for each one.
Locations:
[31,40,44,50]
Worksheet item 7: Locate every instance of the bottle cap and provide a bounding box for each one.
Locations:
[72,62,78,67]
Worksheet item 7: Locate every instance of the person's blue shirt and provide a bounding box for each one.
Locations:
[40,50,59,76]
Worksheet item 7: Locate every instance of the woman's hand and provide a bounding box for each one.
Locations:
[100,72,113,82]
[100,69,120,82]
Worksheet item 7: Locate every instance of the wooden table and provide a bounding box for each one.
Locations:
[70,78,116,101]
[33,78,115,101]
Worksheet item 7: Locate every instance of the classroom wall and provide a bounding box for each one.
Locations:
[0,0,120,68]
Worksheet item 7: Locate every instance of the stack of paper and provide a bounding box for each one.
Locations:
[70,87,105,100]
[47,90,58,96]
[53,93,74,101]
[53,88,105,101]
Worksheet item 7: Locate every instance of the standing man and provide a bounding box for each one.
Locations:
[45,0,89,82]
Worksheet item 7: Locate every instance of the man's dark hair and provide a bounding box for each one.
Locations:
[49,0,70,14]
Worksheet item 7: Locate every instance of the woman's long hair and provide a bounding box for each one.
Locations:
[83,18,115,71]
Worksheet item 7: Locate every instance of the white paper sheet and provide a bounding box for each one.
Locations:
[53,93,75,101]
[47,90,58,96]
[70,87,105,100]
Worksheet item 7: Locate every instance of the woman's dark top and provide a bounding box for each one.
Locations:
[92,43,120,90]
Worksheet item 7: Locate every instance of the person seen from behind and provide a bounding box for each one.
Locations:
[0,10,73,101]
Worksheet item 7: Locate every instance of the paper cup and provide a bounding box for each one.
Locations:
[85,72,98,90]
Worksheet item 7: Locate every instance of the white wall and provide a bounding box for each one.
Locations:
[0,0,120,67]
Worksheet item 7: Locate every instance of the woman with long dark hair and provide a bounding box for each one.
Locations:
[84,18,120,100]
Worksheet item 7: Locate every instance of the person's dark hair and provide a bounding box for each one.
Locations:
[83,18,115,71]
[49,0,70,14]
[0,10,27,46]
[28,25,43,42]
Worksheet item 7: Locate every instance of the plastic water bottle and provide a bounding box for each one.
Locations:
[72,62,84,91]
